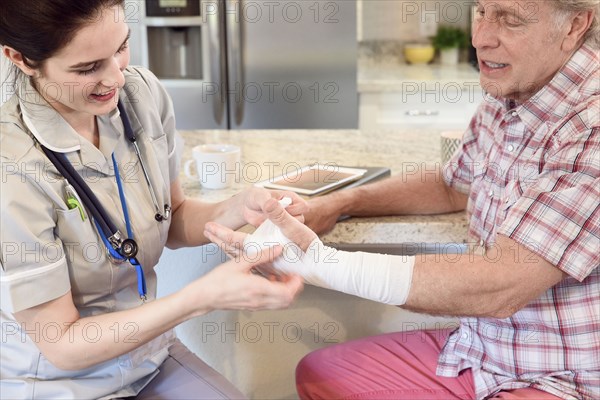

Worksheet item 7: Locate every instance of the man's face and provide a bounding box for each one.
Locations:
[473,0,574,102]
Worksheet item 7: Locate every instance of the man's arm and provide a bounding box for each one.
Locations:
[206,199,567,319]
[305,164,469,234]
[404,234,566,318]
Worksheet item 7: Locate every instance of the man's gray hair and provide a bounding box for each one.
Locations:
[553,0,600,48]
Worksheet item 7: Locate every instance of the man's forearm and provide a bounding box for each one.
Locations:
[333,164,467,217]
[403,236,565,318]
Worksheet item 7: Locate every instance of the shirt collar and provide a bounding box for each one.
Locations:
[516,42,599,134]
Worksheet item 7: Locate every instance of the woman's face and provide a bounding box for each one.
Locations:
[33,5,130,121]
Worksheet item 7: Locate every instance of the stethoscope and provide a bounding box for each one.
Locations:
[39,101,171,301]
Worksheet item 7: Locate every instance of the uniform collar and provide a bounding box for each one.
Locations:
[18,77,123,154]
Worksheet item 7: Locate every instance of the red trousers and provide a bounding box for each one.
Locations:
[296,330,562,400]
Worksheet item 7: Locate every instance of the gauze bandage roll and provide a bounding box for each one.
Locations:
[243,198,415,305]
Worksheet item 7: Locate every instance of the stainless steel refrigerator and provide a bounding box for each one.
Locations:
[128,0,357,129]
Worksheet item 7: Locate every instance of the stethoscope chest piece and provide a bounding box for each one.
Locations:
[120,238,138,259]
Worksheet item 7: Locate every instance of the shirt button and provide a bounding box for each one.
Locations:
[488,190,493,197]
[505,197,510,203]
[511,111,518,117]
[507,144,515,152]
[479,239,485,247]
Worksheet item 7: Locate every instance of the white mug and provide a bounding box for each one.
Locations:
[184,144,241,189]
[440,131,464,165]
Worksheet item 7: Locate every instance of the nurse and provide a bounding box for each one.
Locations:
[0,0,305,398]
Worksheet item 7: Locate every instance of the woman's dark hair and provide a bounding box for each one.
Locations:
[0,0,125,70]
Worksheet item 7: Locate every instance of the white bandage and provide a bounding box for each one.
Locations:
[244,197,293,257]
[276,239,414,305]
[243,199,414,305]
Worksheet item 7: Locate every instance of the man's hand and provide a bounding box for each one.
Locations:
[304,195,344,234]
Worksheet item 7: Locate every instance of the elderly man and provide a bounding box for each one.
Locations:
[204,0,598,398]
[294,0,599,399]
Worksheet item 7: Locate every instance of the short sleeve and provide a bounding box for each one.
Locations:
[129,66,183,183]
[498,128,600,280]
[0,160,71,313]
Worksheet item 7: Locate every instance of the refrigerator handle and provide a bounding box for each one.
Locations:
[226,0,244,125]
[206,0,226,125]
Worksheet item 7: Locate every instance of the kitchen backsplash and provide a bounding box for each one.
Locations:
[360,0,470,41]
[358,40,406,64]
[359,0,472,64]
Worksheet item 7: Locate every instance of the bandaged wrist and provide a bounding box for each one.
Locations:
[278,239,414,305]
[243,197,414,305]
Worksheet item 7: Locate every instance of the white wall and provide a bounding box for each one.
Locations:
[361,0,470,41]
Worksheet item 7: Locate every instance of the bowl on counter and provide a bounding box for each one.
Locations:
[403,43,435,64]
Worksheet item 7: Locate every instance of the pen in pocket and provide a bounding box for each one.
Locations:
[64,180,86,221]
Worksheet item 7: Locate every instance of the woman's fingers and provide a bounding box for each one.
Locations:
[226,246,304,310]
[241,187,309,227]
[204,222,248,258]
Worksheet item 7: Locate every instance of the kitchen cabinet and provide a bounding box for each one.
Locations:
[358,62,483,130]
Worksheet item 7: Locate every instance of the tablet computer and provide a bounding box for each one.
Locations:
[256,164,368,196]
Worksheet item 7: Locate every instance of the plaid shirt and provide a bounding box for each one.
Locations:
[440,42,599,399]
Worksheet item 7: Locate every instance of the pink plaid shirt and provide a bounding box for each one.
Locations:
[440,42,599,399]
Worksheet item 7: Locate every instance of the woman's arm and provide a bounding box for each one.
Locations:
[166,178,308,249]
[13,247,302,371]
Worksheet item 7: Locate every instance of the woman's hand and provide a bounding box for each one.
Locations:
[185,246,303,315]
[204,222,248,260]
[205,197,318,254]
[236,187,308,227]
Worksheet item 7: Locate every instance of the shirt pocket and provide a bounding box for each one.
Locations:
[150,134,170,181]
[139,134,172,256]
[55,208,98,253]
[467,163,491,216]
[498,179,522,226]
[55,208,113,302]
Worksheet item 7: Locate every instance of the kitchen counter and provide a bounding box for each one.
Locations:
[358,61,481,93]
[159,129,466,399]
[178,129,469,247]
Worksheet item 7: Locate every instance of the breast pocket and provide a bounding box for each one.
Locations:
[467,162,490,213]
[498,179,523,226]
[149,134,170,188]
[140,134,172,253]
[55,208,98,256]
[55,208,112,301]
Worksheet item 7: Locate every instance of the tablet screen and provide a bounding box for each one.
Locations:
[259,165,367,195]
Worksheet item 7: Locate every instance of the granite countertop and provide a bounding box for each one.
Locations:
[358,61,481,93]
[178,129,469,247]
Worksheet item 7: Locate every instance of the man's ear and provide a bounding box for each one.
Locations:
[2,46,36,76]
[561,9,595,52]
